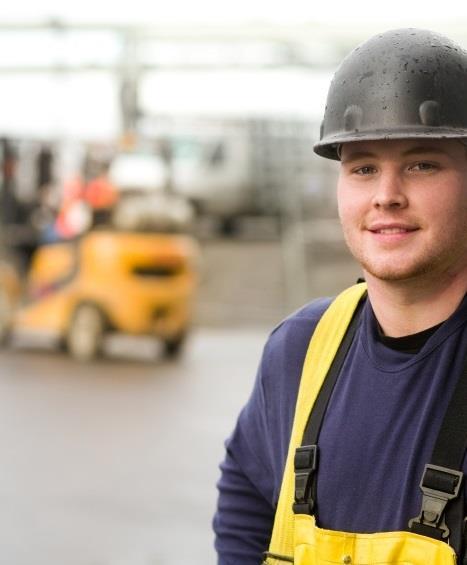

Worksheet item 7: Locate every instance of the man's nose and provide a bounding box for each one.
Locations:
[371,171,408,210]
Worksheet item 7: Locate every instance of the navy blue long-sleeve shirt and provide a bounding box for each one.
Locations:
[214,294,467,564]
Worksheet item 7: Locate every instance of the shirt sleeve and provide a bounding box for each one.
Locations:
[213,298,331,565]
[213,359,276,565]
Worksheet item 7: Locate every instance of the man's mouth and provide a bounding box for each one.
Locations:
[368,224,419,235]
[372,227,416,234]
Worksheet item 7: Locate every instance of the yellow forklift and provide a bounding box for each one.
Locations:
[0,147,199,362]
[7,229,199,361]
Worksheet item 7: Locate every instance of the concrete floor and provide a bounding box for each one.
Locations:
[0,328,269,565]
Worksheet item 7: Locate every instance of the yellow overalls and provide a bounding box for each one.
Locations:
[264,284,459,565]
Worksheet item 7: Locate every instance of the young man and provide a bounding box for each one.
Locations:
[214,28,467,564]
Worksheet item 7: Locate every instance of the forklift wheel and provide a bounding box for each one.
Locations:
[66,304,106,362]
[163,333,186,358]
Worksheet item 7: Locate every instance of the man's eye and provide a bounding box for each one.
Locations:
[410,162,437,172]
[354,166,375,175]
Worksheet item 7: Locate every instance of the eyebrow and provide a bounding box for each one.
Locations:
[341,146,449,164]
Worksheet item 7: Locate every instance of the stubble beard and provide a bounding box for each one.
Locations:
[341,229,467,284]
[355,248,440,282]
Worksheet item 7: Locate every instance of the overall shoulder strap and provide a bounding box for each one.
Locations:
[265,283,367,562]
[409,345,467,559]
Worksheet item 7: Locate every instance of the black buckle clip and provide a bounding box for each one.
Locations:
[409,464,464,539]
[293,445,318,514]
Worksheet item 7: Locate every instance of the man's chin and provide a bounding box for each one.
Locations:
[361,262,432,283]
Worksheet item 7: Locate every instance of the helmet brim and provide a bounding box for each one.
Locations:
[313,128,467,161]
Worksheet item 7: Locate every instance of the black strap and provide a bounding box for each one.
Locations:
[302,298,365,447]
[432,351,467,470]
[409,346,467,557]
[293,295,365,515]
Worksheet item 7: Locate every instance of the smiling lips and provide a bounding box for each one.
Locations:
[367,224,419,236]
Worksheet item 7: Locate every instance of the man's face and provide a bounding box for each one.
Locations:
[337,138,467,284]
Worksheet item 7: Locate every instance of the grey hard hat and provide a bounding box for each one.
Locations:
[314,28,467,160]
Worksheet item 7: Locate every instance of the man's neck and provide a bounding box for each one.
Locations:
[364,270,467,337]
